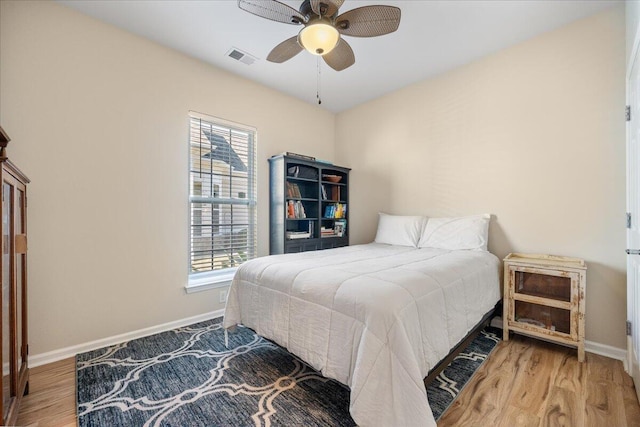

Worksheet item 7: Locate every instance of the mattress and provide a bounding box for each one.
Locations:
[223,243,501,426]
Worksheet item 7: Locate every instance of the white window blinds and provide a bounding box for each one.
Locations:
[189,112,256,275]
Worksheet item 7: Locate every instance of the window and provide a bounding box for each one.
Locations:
[188,112,256,291]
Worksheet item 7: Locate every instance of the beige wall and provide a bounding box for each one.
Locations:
[0,1,335,355]
[336,7,627,348]
[0,1,628,356]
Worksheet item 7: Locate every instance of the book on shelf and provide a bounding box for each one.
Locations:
[323,203,347,219]
[287,231,311,240]
[287,200,306,219]
[331,186,340,201]
[286,182,302,198]
[320,226,336,238]
[321,184,327,200]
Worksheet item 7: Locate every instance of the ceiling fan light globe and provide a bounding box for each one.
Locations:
[298,21,339,56]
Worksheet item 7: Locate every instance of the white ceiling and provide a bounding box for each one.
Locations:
[58,0,619,113]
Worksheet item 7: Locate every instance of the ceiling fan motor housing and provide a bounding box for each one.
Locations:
[299,0,334,19]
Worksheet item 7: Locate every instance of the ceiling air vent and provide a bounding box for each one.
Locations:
[226,48,257,65]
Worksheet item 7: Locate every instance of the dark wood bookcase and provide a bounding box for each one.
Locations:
[0,126,29,425]
[269,154,350,254]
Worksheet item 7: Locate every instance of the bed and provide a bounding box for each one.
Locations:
[223,215,501,426]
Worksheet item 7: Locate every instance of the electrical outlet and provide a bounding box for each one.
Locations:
[219,289,228,304]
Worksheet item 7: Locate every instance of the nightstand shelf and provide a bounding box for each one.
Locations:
[503,253,587,362]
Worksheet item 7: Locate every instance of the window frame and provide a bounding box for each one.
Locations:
[186,111,257,293]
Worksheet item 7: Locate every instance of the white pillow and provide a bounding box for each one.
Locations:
[374,213,425,247]
[418,214,490,251]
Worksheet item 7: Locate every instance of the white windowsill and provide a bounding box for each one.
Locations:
[185,268,237,294]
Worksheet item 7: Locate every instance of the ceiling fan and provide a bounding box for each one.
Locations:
[237,0,401,71]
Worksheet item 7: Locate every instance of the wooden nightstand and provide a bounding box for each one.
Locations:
[503,253,587,362]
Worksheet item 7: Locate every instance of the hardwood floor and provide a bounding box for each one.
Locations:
[15,333,640,427]
[438,334,640,427]
[16,358,77,427]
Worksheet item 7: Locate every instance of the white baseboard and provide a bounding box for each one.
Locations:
[491,317,628,368]
[28,309,224,368]
[585,340,628,370]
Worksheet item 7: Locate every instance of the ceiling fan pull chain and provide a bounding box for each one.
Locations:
[317,56,322,105]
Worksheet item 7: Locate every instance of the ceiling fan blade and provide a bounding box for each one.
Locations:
[267,36,304,63]
[238,0,305,25]
[310,0,345,18]
[322,38,354,71]
[335,5,401,37]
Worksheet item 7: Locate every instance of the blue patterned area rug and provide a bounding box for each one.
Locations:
[76,318,500,426]
[426,327,501,419]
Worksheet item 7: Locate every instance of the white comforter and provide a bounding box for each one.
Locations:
[223,243,501,426]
